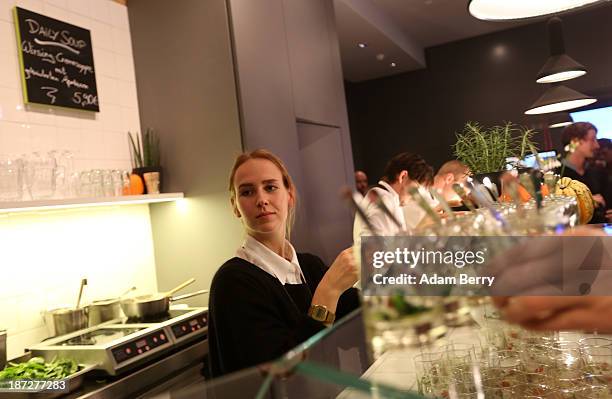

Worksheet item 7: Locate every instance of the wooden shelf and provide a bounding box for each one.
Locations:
[0,193,184,214]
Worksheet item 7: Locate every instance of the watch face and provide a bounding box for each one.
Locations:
[313,307,327,320]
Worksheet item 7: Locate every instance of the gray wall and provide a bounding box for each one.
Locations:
[128,0,244,304]
[346,4,612,179]
[228,0,355,263]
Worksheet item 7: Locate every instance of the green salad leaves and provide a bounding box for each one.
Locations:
[0,357,79,380]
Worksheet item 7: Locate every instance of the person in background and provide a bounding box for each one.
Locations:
[594,138,612,220]
[558,122,606,222]
[398,159,473,230]
[354,170,369,202]
[353,152,433,241]
[208,149,360,377]
[431,160,470,209]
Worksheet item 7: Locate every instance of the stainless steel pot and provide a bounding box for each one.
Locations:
[43,307,88,337]
[87,286,135,326]
[88,299,123,326]
[120,290,209,319]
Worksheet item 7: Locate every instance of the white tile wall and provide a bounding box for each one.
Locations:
[0,205,159,359]
[0,0,139,171]
[0,1,159,360]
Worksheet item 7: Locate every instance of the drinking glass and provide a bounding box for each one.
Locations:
[78,170,93,197]
[24,152,56,199]
[102,170,114,197]
[0,155,23,201]
[414,352,447,396]
[112,170,123,196]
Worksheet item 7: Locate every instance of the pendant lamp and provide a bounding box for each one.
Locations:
[536,18,586,83]
[525,84,596,115]
[547,112,574,128]
[468,0,606,21]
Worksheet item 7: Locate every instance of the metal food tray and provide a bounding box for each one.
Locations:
[0,357,95,399]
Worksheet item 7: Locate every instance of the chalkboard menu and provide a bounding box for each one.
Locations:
[13,7,99,112]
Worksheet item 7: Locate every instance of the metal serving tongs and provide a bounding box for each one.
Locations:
[464,179,512,233]
[452,183,477,212]
[481,176,500,200]
[519,172,543,210]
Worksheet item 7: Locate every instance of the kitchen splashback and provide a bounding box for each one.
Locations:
[0,0,151,359]
[0,0,139,171]
[0,204,159,359]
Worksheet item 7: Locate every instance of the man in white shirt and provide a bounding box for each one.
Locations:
[402,160,471,229]
[432,160,470,206]
[353,152,434,241]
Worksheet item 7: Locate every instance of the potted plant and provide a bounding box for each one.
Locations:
[453,122,537,188]
[128,128,161,194]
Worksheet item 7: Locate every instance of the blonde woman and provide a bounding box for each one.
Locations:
[208,149,360,377]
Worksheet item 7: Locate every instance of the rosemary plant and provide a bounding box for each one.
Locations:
[453,122,537,174]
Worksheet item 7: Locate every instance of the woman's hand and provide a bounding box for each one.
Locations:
[311,248,359,313]
[321,248,359,294]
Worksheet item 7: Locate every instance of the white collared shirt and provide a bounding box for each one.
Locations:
[352,180,406,243]
[236,235,305,285]
[402,186,439,229]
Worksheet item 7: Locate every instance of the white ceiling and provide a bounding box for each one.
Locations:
[334,0,535,82]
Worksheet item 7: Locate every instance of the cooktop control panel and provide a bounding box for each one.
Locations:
[170,313,208,341]
[112,328,170,365]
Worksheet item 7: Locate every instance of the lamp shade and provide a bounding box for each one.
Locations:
[536,18,586,83]
[536,54,586,83]
[525,85,596,115]
[468,0,606,21]
[547,112,574,128]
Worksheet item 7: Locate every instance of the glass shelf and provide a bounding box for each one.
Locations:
[168,309,428,399]
[0,193,184,214]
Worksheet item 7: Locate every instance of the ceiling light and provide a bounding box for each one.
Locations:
[525,84,596,115]
[390,62,397,67]
[468,0,606,21]
[547,112,574,128]
[536,18,586,83]
[358,43,367,48]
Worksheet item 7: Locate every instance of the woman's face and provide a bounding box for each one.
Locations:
[232,158,293,238]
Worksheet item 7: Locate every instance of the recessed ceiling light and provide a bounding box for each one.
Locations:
[468,0,606,21]
[390,62,397,67]
[357,43,367,48]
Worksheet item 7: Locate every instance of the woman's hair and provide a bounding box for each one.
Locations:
[228,149,297,238]
[382,152,434,186]
[561,122,597,146]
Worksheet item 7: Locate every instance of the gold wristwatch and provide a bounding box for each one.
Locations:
[308,305,335,325]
